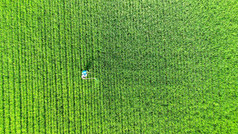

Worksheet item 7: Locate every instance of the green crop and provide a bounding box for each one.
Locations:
[1,0,237,133]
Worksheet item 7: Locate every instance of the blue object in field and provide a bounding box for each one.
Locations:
[82,70,87,76]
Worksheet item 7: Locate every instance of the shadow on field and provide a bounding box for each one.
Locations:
[85,56,95,70]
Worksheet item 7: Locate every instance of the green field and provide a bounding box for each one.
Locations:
[1,0,238,133]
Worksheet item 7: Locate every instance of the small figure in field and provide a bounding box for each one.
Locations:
[82,70,96,80]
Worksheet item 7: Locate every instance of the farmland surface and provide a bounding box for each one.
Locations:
[1,0,238,133]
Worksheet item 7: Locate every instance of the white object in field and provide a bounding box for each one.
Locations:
[82,70,87,79]
[82,70,96,80]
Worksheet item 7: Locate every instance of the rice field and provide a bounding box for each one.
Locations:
[1,0,238,133]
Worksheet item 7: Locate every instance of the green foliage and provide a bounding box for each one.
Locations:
[0,0,237,133]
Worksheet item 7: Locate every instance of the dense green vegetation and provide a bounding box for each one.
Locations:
[1,0,237,133]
